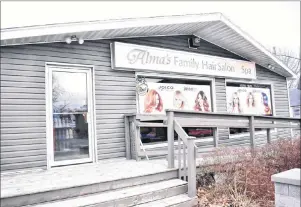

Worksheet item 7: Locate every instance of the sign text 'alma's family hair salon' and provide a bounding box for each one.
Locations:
[111,42,257,79]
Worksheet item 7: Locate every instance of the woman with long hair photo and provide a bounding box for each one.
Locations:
[173,90,187,110]
[245,92,256,114]
[194,90,210,112]
[229,92,242,114]
[261,92,272,115]
[143,89,163,113]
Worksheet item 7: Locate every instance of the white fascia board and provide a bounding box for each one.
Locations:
[1,13,221,40]
[219,15,296,78]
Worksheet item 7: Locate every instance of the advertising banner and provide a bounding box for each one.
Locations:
[111,42,257,79]
[226,83,273,116]
[138,82,212,114]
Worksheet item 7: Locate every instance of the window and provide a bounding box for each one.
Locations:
[137,76,214,144]
[226,82,273,116]
[140,127,168,143]
[140,127,213,144]
[226,82,274,137]
[229,128,263,135]
[137,76,213,115]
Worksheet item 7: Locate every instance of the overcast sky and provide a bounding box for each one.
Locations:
[1,1,300,56]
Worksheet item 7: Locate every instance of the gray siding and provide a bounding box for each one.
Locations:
[215,78,229,140]
[1,60,47,171]
[1,40,136,171]
[0,35,291,171]
[256,65,291,140]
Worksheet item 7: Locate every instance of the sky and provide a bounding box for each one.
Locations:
[1,1,300,56]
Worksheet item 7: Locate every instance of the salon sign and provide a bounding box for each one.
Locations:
[111,42,256,79]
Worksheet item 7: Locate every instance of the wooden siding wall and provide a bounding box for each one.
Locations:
[0,35,290,171]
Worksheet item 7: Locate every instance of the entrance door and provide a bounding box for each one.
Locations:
[46,65,95,167]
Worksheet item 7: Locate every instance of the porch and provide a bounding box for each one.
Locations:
[1,158,197,207]
[1,111,299,207]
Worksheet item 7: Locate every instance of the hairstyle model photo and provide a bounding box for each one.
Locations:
[143,89,163,113]
[229,92,242,114]
[246,92,256,108]
[173,90,187,110]
[245,91,257,114]
[261,92,272,115]
[194,90,210,112]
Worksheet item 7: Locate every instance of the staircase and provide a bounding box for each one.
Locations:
[1,160,197,207]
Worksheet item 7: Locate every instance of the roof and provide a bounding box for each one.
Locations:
[0,13,296,78]
[289,88,301,107]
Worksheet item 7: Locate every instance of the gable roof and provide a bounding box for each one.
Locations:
[0,13,296,78]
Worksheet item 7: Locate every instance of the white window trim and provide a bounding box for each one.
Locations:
[225,78,277,138]
[45,62,97,169]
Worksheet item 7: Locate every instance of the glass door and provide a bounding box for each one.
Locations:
[47,66,94,166]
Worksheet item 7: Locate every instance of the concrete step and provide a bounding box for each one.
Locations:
[29,179,188,207]
[135,194,197,207]
[1,169,178,207]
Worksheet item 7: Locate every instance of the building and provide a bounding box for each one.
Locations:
[1,13,299,207]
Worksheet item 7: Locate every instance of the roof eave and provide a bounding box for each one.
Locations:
[0,13,222,40]
[0,13,296,79]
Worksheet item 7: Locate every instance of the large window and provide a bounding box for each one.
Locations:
[226,82,273,116]
[226,82,274,137]
[137,77,213,115]
[138,76,214,144]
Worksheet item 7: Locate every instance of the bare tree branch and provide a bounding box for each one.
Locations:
[272,47,300,89]
[274,55,300,61]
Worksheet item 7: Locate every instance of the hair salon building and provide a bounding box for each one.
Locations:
[0,13,296,172]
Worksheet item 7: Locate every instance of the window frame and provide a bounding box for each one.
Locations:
[225,78,277,139]
[135,72,217,113]
[135,72,217,146]
[45,62,97,169]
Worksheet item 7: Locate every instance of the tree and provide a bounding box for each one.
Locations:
[272,47,300,89]
[52,74,71,112]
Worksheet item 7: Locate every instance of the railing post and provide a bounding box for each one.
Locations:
[124,116,131,160]
[187,136,196,198]
[213,128,218,147]
[167,111,175,168]
[249,116,255,149]
[132,116,141,161]
[267,128,271,144]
